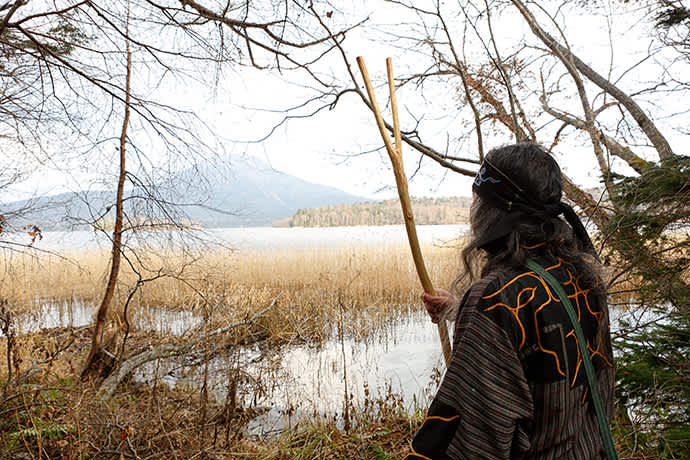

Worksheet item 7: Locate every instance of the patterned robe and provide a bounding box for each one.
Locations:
[406,246,615,460]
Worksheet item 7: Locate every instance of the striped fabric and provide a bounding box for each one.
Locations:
[407,248,615,460]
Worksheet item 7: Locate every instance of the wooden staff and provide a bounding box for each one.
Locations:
[356,56,453,367]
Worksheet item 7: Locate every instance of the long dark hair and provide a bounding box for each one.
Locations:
[455,143,602,293]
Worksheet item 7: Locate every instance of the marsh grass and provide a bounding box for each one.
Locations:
[4,234,663,344]
[1,318,424,460]
[233,394,420,459]
[0,250,107,307]
[1,242,463,343]
[2,234,674,459]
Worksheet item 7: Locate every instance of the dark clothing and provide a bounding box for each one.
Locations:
[406,247,615,459]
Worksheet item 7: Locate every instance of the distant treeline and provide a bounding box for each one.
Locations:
[274,197,473,227]
[92,216,201,232]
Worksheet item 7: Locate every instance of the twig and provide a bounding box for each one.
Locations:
[200,293,282,339]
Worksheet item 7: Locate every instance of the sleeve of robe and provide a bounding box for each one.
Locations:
[405,274,534,460]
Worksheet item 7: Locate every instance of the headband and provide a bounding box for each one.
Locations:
[472,158,597,257]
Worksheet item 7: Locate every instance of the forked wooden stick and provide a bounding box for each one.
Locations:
[357,56,452,367]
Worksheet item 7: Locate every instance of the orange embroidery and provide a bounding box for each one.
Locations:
[481,260,612,386]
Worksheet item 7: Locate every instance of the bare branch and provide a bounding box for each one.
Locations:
[540,96,652,174]
[97,292,282,400]
[512,0,675,160]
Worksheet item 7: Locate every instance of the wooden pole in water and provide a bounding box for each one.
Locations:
[356,56,453,367]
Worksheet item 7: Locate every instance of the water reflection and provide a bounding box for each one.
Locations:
[139,307,202,336]
[246,312,443,435]
[9,297,665,435]
[133,310,444,435]
[8,298,95,335]
[6,300,201,337]
[10,299,443,432]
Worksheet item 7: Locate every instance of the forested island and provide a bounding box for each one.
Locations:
[273,196,473,227]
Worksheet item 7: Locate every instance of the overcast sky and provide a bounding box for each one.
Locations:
[6,0,685,202]
[199,0,683,200]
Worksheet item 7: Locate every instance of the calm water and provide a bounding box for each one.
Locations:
[10,297,204,336]
[7,224,464,431]
[24,224,469,252]
[7,224,649,434]
[11,298,445,429]
[132,309,445,435]
[15,297,645,434]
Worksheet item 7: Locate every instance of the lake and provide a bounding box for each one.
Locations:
[25,223,469,252]
[10,224,468,433]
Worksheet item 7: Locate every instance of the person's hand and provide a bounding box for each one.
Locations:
[421,288,458,323]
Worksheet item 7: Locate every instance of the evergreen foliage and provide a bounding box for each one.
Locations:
[655,4,690,28]
[605,155,690,458]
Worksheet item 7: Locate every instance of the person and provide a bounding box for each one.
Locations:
[405,143,615,459]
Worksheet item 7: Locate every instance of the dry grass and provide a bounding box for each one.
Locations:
[0,323,422,460]
[0,250,108,306]
[0,243,464,343]
[233,400,419,459]
[3,233,675,459]
[1,372,421,460]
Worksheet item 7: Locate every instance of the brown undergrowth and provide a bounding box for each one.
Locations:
[0,325,422,460]
[1,241,453,459]
[0,236,667,459]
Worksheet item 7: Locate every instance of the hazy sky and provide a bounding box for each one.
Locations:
[6,1,685,202]
[197,1,682,200]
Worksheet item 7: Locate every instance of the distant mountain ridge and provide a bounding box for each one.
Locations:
[1,157,368,230]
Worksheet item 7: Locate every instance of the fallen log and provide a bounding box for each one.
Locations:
[98,294,282,400]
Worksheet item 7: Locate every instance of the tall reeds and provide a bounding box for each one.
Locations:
[0,242,464,343]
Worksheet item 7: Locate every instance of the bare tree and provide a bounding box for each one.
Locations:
[0,0,361,380]
[81,28,133,378]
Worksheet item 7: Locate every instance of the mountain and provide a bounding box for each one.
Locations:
[1,157,368,230]
[188,156,367,227]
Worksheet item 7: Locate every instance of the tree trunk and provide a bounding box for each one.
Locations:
[81,43,132,380]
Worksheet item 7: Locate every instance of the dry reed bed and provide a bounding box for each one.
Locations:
[1,243,463,342]
[0,243,452,458]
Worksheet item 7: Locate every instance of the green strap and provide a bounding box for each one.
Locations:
[526,260,618,460]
